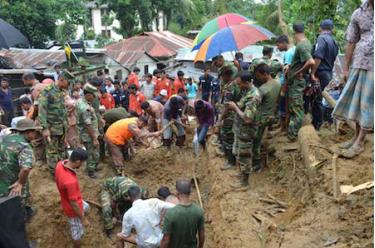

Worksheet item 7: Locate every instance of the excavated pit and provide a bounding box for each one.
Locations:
[27,125,373,248]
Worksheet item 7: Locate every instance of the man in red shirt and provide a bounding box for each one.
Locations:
[169,70,186,97]
[55,148,89,248]
[99,88,115,110]
[154,70,170,97]
[128,67,140,89]
[128,84,146,116]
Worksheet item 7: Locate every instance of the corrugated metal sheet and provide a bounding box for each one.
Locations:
[105,31,193,67]
[0,48,66,69]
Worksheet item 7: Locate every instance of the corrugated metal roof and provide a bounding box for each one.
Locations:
[105,31,193,66]
[0,48,66,69]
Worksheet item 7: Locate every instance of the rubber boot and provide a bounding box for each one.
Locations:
[231,173,250,188]
[252,159,262,172]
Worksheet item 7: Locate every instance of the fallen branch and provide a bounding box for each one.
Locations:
[332,154,338,199]
[86,199,102,209]
[340,181,374,195]
[193,174,203,208]
[266,194,288,208]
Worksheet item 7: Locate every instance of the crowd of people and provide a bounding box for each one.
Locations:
[0,1,373,247]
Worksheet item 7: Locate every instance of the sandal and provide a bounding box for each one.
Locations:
[339,145,365,159]
[338,139,355,149]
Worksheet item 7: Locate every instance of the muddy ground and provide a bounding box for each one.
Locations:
[27,124,373,248]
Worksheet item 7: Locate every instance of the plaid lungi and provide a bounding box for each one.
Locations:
[332,69,374,130]
[68,201,90,241]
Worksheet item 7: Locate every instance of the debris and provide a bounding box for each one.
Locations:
[324,237,339,246]
[298,125,324,168]
[340,181,374,195]
[332,154,338,199]
[85,199,102,209]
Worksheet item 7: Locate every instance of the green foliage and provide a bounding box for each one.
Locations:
[55,21,77,44]
[0,0,56,48]
[95,34,114,48]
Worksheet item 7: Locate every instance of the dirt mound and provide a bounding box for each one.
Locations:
[26,126,373,248]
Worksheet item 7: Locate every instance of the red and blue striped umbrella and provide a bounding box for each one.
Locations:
[194,23,275,62]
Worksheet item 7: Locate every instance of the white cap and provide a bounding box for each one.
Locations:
[160,89,168,96]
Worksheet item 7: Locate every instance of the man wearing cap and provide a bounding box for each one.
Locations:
[226,71,261,188]
[38,72,69,175]
[0,118,38,220]
[154,89,168,105]
[100,176,147,237]
[128,84,146,116]
[76,84,100,178]
[310,19,339,130]
[285,23,315,141]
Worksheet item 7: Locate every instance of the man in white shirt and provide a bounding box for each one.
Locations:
[116,186,175,248]
[140,74,155,100]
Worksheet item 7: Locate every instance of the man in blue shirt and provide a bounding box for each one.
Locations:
[311,19,339,130]
[0,77,14,126]
[198,68,214,101]
[275,35,296,133]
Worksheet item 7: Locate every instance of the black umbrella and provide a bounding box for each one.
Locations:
[0,18,29,49]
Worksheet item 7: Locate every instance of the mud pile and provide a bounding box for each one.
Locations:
[26,125,373,248]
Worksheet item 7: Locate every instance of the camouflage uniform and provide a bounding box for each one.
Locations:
[92,96,105,159]
[250,57,283,86]
[220,81,244,165]
[0,133,33,209]
[218,62,238,79]
[253,79,281,167]
[232,86,261,175]
[287,40,313,140]
[100,176,139,230]
[76,98,99,173]
[38,84,67,174]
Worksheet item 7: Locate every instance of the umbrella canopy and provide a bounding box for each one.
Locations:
[192,13,254,51]
[194,24,275,62]
[0,18,29,49]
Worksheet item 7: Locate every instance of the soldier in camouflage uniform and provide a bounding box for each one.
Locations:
[286,23,314,141]
[217,66,245,170]
[89,77,106,160]
[252,63,281,171]
[76,83,100,178]
[38,73,69,175]
[0,119,38,220]
[226,71,261,188]
[250,46,283,87]
[212,54,239,79]
[100,176,146,236]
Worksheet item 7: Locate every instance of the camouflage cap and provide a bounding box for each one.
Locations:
[10,118,40,132]
[83,83,97,94]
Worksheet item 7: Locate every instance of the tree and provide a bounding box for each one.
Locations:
[53,0,87,42]
[0,0,56,48]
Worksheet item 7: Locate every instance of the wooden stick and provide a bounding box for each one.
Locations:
[332,153,338,199]
[86,199,102,209]
[148,121,174,143]
[193,174,203,208]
